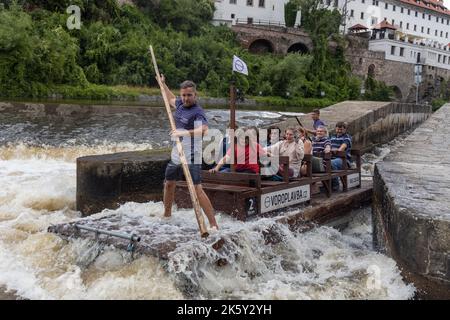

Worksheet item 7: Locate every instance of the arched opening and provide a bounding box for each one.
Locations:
[287,42,309,54]
[368,64,375,78]
[249,39,274,54]
[390,86,403,101]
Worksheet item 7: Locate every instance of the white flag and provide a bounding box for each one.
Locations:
[232,55,248,76]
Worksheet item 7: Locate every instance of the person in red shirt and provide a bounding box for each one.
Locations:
[210,127,266,174]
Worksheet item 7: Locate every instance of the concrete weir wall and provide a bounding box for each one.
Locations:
[77,150,170,215]
[373,104,450,299]
[74,101,431,216]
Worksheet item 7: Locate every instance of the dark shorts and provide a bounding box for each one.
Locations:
[165,161,202,185]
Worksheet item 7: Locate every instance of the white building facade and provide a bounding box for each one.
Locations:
[212,0,289,26]
[339,0,450,43]
[334,0,450,70]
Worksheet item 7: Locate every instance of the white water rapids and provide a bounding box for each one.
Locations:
[0,109,416,300]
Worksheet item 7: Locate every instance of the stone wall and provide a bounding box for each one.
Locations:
[373,104,450,298]
[345,40,416,102]
[77,149,170,216]
[232,24,313,54]
[346,35,450,104]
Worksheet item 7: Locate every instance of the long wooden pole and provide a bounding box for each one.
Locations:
[149,45,209,238]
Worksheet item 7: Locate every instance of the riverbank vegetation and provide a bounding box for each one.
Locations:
[0,0,386,106]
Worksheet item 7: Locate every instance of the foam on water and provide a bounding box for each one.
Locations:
[0,142,415,300]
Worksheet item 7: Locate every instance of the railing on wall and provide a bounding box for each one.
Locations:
[235,18,286,27]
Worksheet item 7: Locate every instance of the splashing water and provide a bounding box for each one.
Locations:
[0,109,415,300]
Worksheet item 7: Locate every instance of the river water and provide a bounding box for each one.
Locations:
[0,107,415,300]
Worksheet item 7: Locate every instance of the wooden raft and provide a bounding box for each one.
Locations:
[175,150,363,221]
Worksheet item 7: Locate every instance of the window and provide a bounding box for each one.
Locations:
[246,0,253,6]
[393,5,396,11]
[401,8,404,13]
[391,46,396,55]
[436,17,439,22]
[400,47,404,57]
[441,31,443,37]
[415,11,418,17]
[421,26,424,33]
[435,30,438,36]
[400,21,403,28]
[371,16,378,25]
[427,28,430,34]
[350,9,354,17]
[392,19,395,25]
[385,3,388,9]
[362,0,365,3]
[406,23,409,30]
[408,9,410,15]
[438,54,441,63]
[444,56,447,64]
[414,25,417,31]
[429,15,431,20]
[422,13,425,19]
[446,32,449,38]
[361,12,364,19]
[229,0,237,3]
[258,0,265,7]
[334,0,338,7]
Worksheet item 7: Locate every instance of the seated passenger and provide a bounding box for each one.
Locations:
[210,127,266,174]
[330,122,352,191]
[265,126,282,147]
[311,126,331,173]
[296,126,312,155]
[297,127,313,177]
[265,127,304,178]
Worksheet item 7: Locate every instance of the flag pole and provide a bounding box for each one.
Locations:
[229,71,236,172]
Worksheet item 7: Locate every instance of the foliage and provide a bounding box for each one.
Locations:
[0,0,365,105]
[284,1,298,27]
[431,98,447,111]
[364,77,393,101]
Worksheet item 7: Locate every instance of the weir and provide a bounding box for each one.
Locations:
[373,103,450,299]
[45,100,439,288]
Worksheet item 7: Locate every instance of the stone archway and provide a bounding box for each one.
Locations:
[248,39,274,54]
[368,64,376,78]
[287,42,309,54]
[390,86,403,101]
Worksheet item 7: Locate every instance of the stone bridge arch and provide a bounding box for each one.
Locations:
[232,24,313,55]
[287,42,309,54]
[248,39,274,54]
[390,86,403,101]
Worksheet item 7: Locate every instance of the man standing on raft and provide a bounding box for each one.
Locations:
[159,75,219,231]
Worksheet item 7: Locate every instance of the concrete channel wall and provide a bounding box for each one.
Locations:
[73,100,432,216]
[373,104,450,299]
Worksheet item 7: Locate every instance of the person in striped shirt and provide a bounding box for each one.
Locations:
[311,126,331,173]
[330,122,352,191]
